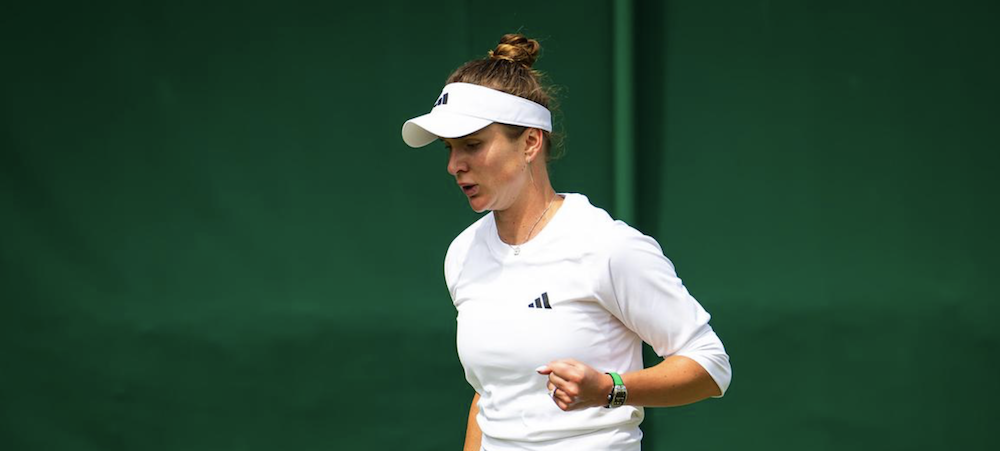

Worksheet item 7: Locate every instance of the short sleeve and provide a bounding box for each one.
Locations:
[595,228,732,396]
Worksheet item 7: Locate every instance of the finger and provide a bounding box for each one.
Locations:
[553,388,575,405]
[544,360,577,375]
[551,358,585,370]
[548,377,580,407]
[548,372,579,398]
[546,361,585,383]
[535,359,575,380]
[548,370,571,386]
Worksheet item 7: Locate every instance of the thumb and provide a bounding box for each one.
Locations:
[535,365,551,375]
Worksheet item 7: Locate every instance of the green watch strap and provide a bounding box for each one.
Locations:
[608,372,624,386]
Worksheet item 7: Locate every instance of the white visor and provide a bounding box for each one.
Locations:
[401,82,552,148]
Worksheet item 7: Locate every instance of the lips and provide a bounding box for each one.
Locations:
[459,183,479,197]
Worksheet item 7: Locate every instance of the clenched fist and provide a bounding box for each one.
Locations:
[536,359,615,411]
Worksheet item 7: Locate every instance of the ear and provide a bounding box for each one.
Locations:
[523,128,545,163]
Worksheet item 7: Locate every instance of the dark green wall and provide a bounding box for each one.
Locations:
[1,1,996,450]
[636,1,999,450]
[0,1,613,450]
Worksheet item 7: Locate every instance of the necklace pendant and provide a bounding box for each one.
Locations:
[513,246,521,256]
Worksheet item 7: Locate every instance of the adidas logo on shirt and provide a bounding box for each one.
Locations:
[528,292,552,309]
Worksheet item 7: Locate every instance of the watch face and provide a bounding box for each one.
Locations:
[611,386,628,407]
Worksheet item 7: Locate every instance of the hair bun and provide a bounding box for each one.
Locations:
[489,33,541,68]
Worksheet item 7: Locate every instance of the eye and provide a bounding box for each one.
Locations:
[466,141,482,151]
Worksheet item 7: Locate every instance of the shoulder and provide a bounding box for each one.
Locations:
[557,193,616,239]
[559,196,675,296]
[607,222,666,259]
[560,193,664,259]
[598,224,682,308]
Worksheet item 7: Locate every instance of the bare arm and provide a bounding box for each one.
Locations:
[463,393,482,451]
[538,355,721,411]
[620,355,721,407]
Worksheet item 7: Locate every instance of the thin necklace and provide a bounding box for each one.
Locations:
[509,193,555,256]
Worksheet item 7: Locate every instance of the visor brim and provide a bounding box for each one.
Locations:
[401,111,493,148]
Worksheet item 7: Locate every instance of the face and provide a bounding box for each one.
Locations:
[444,123,530,213]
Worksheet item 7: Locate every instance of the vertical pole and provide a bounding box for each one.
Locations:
[613,0,635,224]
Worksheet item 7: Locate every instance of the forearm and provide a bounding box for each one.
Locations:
[619,355,722,407]
[463,393,482,451]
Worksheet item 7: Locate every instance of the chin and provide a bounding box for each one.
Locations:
[468,197,491,214]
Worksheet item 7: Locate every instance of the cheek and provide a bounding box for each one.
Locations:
[494,164,528,204]
[488,156,523,186]
[477,142,527,197]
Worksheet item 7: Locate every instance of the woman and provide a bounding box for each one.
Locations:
[401,34,731,451]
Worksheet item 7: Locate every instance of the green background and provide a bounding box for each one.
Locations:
[1,1,996,449]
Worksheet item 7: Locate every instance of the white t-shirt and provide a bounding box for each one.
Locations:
[445,193,732,451]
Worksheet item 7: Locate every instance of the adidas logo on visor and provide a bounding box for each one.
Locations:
[434,93,449,107]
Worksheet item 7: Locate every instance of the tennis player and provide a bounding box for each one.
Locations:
[402,34,731,451]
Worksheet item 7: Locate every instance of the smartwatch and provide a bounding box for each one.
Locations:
[605,372,628,408]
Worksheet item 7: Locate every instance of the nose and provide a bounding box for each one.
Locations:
[447,148,467,176]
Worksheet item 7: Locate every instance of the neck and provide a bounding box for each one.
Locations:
[494,172,563,246]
